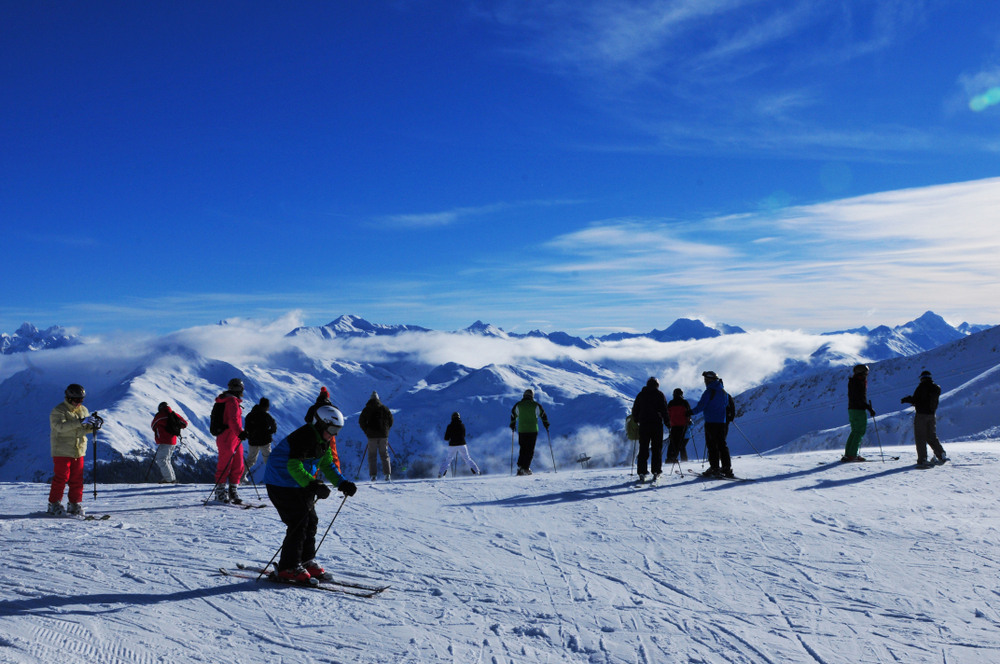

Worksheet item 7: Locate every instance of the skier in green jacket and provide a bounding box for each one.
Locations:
[510,389,550,476]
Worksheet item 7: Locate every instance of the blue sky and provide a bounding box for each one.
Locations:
[2,0,999,337]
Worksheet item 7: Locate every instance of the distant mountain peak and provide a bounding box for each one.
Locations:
[463,321,508,338]
[599,318,745,343]
[0,323,80,354]
[286,314,429,339]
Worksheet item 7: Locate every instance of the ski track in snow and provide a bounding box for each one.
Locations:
[1,444,999,663]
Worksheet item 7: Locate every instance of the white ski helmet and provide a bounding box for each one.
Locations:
[313,405,345,436]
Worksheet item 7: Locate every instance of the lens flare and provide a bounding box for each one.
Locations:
[969,87,1000,112]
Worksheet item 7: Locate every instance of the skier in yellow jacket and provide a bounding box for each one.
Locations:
[48,384,99,516]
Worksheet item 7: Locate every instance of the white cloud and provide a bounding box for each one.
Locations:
[510,176,1000,331]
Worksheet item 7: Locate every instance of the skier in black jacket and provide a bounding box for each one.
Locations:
[438,412,481,478]
[901,370,948,466]
[244,398,278,481]
[842,364,876,462]
[631,377,670,482]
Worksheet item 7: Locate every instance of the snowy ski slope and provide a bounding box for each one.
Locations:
[2,443,1000,663]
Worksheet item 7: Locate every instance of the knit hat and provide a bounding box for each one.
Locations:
[523,389,534,399]
[319,386,329,398]
[371,391,379,400]
[260,397,270,409]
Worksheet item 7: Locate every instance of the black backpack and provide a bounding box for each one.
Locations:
[164,411,184,436]
[209,402,228,436]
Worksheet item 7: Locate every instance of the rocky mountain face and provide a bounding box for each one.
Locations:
[0,323,80,354]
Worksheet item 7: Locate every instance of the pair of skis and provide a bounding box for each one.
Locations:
[218,564,389,598]
[207,500,268,510]
[692,471,755,482]
[40,512,112,521]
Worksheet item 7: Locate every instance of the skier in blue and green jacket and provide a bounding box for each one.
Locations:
[510,389,550,476]
[264,405,357,582]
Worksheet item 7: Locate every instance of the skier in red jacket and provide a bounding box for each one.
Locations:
[151,402,188,484]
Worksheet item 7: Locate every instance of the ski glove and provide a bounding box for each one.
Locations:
[309,480,331,500]
[238,430,248,441]
[867,401,876,416]
[337,480,357,497]
[510,423,516,431]
[81,416,96,426]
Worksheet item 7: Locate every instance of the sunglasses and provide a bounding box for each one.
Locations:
[68,398,84,404]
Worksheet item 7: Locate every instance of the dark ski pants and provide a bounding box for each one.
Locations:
[704,423,732,472]
[266,484,319,571]
[517,432,538,470]
[666,426,689,462]
[913,413,945,461]
[637,424,663,476]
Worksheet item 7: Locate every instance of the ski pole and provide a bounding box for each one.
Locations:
[629,437,636,476]
[90,412,103,499]
[144,448,158,482]
[869,408,885,462]
[687,429,698,465]
[732,422,765,459]
[510,430,515,475]
[258,497,319,581]
[244,454,262,500]
[203,449,236,506]
[314,494,349,558]
[546,428,557,473]
[355,442,367,480]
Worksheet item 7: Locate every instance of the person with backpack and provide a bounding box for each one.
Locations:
[151,402,188,484]
[842,364,877,463]
[631,377,670,483]
[304,386,332,425]
[438,412,481,478]
[212,378,247,504]
[690,371,735,478]
[717,376,737,439]
[47,384,100,516]
[264,405,357,582]
[358,391,394,482]
[901,370,949,466]
[666,388,693,464]
[243,397,277,481]
[510,389,550,476]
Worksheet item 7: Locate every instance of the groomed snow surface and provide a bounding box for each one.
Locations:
[2,443,1000,663]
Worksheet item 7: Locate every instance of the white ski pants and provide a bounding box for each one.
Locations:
[155,444,176,483]
[439,445,479,476]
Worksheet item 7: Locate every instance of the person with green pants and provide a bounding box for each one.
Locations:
[842,364,876,462]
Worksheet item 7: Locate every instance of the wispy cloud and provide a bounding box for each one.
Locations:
[376,199,583,229]
[474,1,960,156]
[510,176,1000,331]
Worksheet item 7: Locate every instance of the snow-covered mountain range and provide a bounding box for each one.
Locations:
[0,312,993,483]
